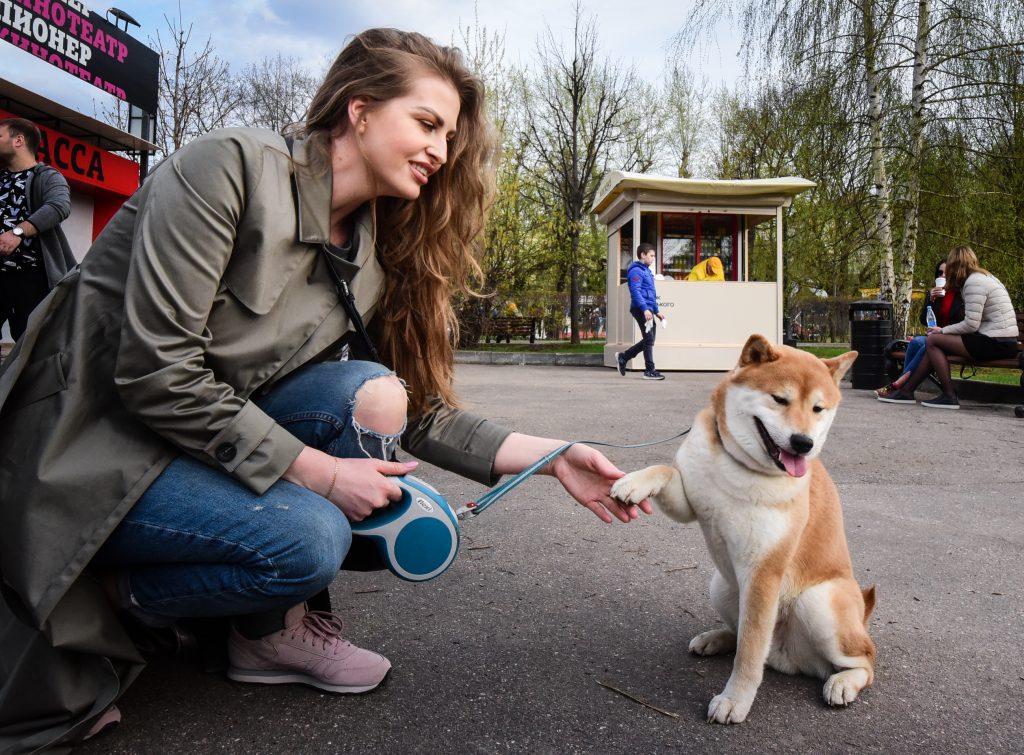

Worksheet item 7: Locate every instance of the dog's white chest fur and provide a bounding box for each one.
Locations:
[678,416,805,582]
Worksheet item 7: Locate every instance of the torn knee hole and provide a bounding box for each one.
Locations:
[352,374,408,436]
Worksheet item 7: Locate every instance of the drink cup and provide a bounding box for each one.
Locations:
[935,276,946,296]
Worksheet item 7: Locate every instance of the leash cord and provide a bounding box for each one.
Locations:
[454,427,691,519]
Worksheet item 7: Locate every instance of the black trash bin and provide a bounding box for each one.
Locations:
[782,316,797,348]
[849,300,893,389]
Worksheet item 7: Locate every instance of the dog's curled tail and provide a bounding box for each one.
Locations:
[861,585,877,624]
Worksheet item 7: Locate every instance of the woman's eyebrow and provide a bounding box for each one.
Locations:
[414,106,447,129]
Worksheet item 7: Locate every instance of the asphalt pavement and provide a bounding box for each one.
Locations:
[81,363,1024,754]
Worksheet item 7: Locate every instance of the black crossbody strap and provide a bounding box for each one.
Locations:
[321,245,383,364]
[284,135,382,364]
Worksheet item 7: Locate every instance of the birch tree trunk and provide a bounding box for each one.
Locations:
[863,0,897,310]
[892,0,931,336]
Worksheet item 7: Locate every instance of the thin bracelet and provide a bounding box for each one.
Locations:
[325,457,340,499]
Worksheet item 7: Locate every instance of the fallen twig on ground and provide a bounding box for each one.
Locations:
[597,680,679,719]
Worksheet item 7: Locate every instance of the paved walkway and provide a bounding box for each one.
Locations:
[82,364,1023,754]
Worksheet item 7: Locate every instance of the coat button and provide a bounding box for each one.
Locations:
[215,443,237,463]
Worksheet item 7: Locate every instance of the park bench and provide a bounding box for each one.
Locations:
[483,316,537,344]
[888,311,1024,388]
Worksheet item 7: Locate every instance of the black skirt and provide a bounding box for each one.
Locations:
[960,332,1019,362]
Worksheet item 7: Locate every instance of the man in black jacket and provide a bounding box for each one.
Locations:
[0,118,76,342]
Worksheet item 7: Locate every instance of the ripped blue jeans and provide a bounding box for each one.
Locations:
[93,360,403,626]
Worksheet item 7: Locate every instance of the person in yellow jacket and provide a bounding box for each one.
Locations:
[683,256,724,281]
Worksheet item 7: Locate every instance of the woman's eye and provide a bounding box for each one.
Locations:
[420,120,436,131]
[772,395,789,406]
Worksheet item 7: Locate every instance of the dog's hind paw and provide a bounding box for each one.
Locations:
[823,668,869,707]
[707,693,750,724]
[689,629,736,656]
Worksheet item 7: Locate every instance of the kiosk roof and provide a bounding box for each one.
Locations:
[592,170,816,215]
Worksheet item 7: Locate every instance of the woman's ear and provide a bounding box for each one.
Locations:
[348,97,369,132]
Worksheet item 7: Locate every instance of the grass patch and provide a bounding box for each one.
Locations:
[797,346,1020,385]
[800,346,847,359]
[465,341,1021,385]
[953,366,1021,386]
[464,340,604,354]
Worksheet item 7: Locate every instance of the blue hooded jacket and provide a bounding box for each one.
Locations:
[626,260,659,314]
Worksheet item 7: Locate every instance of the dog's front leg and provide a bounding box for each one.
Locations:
[707,566,784,724]
[610,465,695,522]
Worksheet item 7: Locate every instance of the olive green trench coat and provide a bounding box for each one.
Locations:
[0,129,509,753]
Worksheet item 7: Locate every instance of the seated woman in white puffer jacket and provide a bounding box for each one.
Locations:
[878,245,1019,409]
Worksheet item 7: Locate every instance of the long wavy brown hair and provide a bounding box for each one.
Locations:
[298,29,495,412]
[945,246,989,291]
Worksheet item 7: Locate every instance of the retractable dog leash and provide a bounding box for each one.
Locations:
[316,238,692,581]
[351,429,691,582]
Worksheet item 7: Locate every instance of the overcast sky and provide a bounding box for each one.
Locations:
[2,0,745,123]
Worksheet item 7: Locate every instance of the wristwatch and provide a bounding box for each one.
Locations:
[11,227,24,237]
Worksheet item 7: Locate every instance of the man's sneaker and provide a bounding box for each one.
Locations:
[615,352,626,376]
[921,394,960,410]
[643,370,666,380]
[877,390,915,404]
[227,605,391,694]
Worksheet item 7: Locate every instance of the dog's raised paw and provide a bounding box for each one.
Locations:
[707,693,750,724]
[610,471,658,506]
[689,629,736,656]
[823,668,869,707]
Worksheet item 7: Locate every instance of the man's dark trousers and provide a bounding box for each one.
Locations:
[621,307,656,372]
[0,268,49,341]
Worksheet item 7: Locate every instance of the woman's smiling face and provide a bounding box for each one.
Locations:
[354,74,461,201]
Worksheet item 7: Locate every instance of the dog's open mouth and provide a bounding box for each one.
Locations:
[754,418,808,478]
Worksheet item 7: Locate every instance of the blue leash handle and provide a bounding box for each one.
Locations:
[453,428,691,520]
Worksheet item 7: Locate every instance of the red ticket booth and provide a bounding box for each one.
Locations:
[1,78,156,344]
[1,77,155,260]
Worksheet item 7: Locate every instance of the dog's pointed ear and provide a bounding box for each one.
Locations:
[738,334,779,367]
[822,351,858,386]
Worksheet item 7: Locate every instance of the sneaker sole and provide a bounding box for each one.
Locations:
[226,666,390,694]
[921,402,960,409]
[876,396,915,404]
[615,352,626,376]
[642,376,665,380]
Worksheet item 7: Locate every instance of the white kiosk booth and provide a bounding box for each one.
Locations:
[594,171,815,371]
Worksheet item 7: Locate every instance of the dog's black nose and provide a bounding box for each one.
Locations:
[790,434,814,455]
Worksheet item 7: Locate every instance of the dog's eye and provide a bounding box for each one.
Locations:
[813,405,825,413]
[772,395,789,406]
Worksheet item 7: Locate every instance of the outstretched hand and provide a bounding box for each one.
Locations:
[547,444,654,524]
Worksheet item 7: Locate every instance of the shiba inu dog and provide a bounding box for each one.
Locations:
[611,334,875,724]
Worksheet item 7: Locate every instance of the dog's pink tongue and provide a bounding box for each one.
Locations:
[780,451,808,478]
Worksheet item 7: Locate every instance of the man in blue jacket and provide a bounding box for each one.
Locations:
[616,243,665,380]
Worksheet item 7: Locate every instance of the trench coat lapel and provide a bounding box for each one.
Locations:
[288,136,384,319]
[290,137,331,246]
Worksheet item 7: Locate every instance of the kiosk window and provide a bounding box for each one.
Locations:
[618,221,633,283]
[662,214,696,278]
[700,215,738,279]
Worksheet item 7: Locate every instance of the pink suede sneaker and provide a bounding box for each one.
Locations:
[84,705,121,740]
[227,605,390,694]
